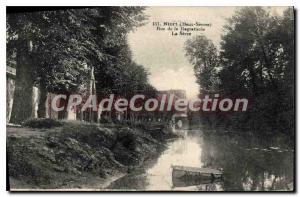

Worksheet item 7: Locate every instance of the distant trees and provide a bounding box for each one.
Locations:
[7,7,155,123]
[185,7,294,141]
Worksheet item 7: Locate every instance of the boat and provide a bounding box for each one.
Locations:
[172,165,223,187]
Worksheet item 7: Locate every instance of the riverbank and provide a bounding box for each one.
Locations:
[7,119,177,190]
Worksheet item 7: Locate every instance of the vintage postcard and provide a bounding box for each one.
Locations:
[6,6,295,191]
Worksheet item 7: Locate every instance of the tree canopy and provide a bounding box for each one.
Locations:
[185,7,294,142]
[7,7,155,123]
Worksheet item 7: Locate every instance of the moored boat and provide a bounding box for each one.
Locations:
[172,165,223,187]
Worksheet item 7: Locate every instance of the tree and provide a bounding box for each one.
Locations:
[7,12,41,123]
[220,7,294,137]
[184,7,294,141]
[7,10,89,122]
[185,35,219,94]
[8,8,117,122]
[7,7,148,123]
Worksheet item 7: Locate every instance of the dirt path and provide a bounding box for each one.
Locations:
[7,126,60,138]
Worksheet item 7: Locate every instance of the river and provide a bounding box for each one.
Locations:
[107,129,294,191]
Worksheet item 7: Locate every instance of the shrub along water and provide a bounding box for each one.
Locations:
[8,120,177,189]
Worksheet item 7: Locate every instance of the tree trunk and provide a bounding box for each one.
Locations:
[37,85,47,118]
[10,40,35,124]
[58,94,69,120]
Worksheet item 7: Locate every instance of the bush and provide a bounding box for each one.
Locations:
[60,122,117,149]
[115,128,137,151]
[7,138,53,185]
[23,118,64,128]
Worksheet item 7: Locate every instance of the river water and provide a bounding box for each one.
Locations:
[107,130,294,191]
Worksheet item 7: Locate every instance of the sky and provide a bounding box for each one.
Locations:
[128,7,287,98]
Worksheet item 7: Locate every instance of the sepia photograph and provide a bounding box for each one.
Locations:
[6,6,295,191]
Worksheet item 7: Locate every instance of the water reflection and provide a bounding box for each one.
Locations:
[145,136,205,191]
[107,130,294,191]
[200,133,294,191]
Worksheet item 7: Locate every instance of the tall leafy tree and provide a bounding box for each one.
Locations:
[7,7,151,123]
[185,35,219,94]
[7,10,94,122]
[185,7,294,141]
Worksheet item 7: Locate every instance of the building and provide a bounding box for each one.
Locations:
[158,89,186,100]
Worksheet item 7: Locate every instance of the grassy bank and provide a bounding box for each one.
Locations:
[7,119,176,190]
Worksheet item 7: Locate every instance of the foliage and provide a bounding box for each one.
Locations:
[185,7,294,142]
[23,118,64,128]
[185,36,220,93]
[7,122,168,188]
[7,7,155,122]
